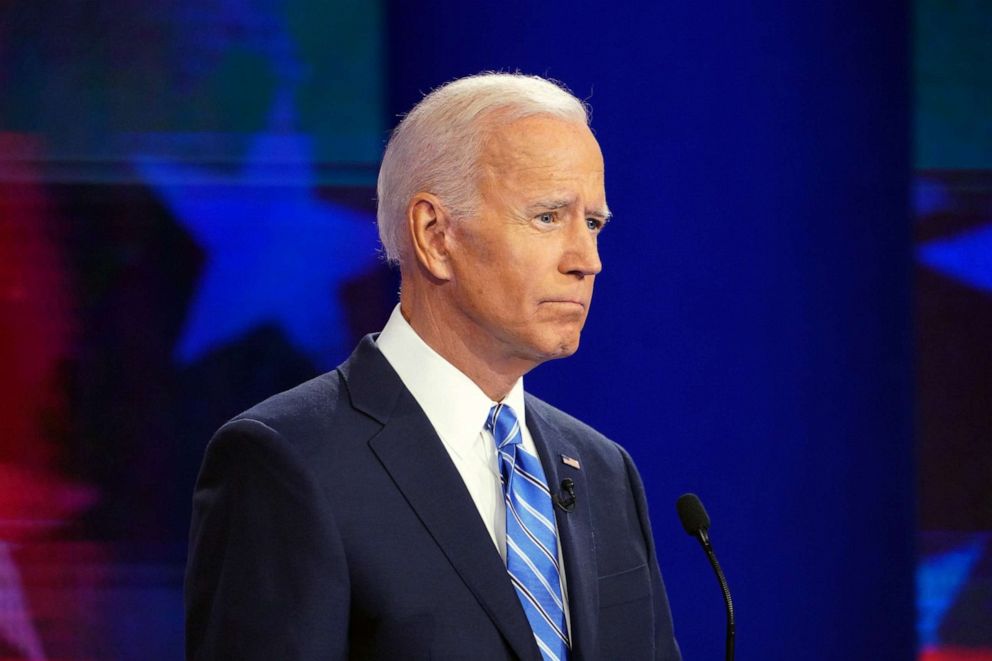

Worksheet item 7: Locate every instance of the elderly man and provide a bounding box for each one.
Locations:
[185,73,680,660]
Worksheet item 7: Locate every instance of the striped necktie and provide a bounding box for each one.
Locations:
[487,403,570,661]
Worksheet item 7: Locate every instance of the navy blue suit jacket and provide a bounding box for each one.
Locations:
[185,336,680,660]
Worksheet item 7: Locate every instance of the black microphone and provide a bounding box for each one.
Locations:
[555,478,576,512]
[676,493,734,661]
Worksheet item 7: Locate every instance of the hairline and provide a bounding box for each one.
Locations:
[376,73,591,267]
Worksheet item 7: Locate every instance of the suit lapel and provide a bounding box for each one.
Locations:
[340,337,540,661]
[526,397,600,661]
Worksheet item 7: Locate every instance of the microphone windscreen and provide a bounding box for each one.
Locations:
[676,493,711,535]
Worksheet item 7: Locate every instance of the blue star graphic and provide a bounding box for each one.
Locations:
[918,222,992,294]
[134,128,380,369]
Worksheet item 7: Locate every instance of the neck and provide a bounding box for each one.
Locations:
[399,284,534,402]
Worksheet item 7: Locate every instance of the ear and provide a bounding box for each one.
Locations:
[407,192,454,280]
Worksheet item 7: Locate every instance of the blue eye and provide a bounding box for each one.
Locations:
[538,212,555,224]
[586,217,604,231]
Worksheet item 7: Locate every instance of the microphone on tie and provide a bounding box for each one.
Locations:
[555,478,576,512]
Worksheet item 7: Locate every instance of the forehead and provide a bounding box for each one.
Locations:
[479,114,605,186]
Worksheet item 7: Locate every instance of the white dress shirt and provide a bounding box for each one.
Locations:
[376,305,570,624]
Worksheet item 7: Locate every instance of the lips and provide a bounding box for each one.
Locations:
[540,299,586,308]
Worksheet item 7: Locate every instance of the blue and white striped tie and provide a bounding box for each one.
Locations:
[487,403,569,661]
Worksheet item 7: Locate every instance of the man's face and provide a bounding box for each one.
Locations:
[444,114,608,370]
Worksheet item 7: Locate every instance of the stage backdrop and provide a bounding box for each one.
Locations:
[914,0,992,657]
[6,0,991,659]
[1,2,391,658]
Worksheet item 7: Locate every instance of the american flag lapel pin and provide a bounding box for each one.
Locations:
[560,454,581,470]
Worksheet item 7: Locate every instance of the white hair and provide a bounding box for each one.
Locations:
[376,72,590,265]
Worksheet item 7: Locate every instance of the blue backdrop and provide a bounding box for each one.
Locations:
[0,1,926,658]
[387,2,916,659]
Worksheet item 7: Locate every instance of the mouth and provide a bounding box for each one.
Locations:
[540,299,586,309]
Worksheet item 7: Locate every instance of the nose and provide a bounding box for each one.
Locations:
[560,220,603,278]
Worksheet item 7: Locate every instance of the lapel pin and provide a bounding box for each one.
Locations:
[560,454,581,470]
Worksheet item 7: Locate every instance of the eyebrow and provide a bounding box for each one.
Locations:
[528,198,613,222]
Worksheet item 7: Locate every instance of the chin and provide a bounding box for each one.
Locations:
[542,334,582,361]
[514,326,584,364]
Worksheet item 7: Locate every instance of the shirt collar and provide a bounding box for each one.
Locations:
[376,305,526,459]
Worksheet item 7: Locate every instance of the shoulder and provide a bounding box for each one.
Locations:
[232,369,345,433]
[207,334,399,460]
[201,370,347,465]
[203,336,401,474]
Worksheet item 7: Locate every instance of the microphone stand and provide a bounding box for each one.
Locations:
[694,528,735,661]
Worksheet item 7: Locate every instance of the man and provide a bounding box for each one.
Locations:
[185,73,680,660]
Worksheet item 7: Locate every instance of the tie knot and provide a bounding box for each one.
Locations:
[487,404,523,450]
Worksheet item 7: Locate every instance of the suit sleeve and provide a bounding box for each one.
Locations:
[185,418,350,660]
[617,444,682,661]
